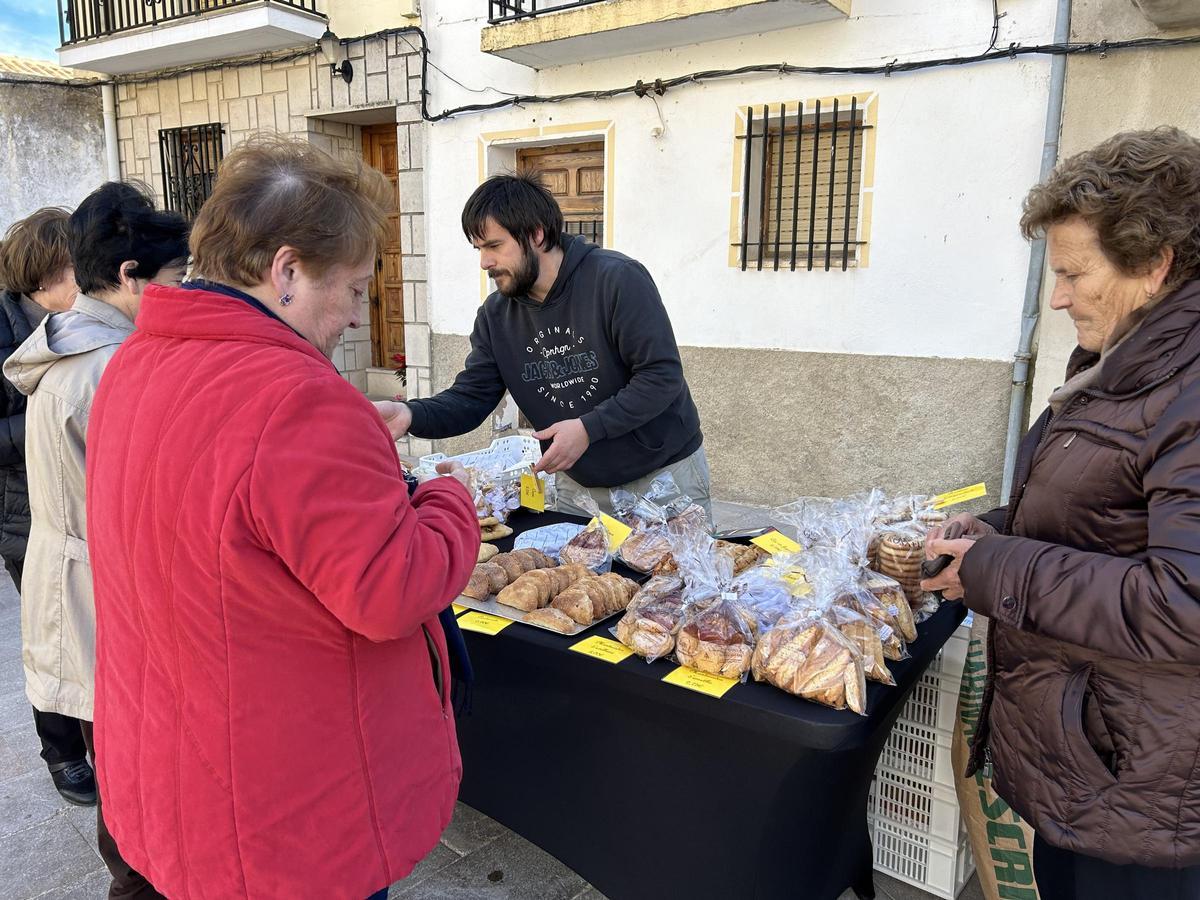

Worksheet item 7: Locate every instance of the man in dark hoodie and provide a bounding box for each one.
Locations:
[382,172,708,516]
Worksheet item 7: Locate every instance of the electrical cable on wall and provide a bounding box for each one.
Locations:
[6,24,1200,127]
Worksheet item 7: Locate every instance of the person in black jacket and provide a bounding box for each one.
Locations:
[0,208,96,805]
[380,173,710,517]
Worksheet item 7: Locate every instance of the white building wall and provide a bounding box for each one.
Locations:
[421,0,1058,362]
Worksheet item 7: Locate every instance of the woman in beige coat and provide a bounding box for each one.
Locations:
[3,181,187,899]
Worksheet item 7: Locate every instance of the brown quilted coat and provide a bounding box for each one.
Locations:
[961,279,1200,867]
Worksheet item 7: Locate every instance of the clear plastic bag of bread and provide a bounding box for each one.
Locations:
[794,548,897,685]
[613,574,687,661]
[666,531,760,680]
[557,493,614,573]
[734,563,799,633]
[751,605,867,715]
[613,476,707,574]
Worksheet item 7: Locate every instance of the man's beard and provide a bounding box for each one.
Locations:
[492,243,539,298]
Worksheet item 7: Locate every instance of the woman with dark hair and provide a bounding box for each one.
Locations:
[4,181,188,899]
[923,127,1200,899]
[0,208,97,806]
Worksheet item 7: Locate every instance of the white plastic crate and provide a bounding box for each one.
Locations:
[868,765,963,843]
[878,715,956,787]
[415,435,542,480]
[869,818,975,900]
[899,666,961,734]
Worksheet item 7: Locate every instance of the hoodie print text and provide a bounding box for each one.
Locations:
[521,325,603,410]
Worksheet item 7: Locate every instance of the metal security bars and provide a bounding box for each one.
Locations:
[737,98,869,272]
[564,218,604,246]
[487,0,607,25]
[159,124,224,220]
[58,0,321,46]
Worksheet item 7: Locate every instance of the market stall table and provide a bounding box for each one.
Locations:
[453,510,966,900]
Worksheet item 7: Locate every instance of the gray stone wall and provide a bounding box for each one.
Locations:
[429,332,1010,506]
[0,82,106,234]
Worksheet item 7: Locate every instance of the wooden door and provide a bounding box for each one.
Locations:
[363,124,405,369]
[517,142,605,246]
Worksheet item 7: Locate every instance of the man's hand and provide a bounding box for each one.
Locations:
[919,537,978,601]
[532,418,590,475]
[373,400,412,440]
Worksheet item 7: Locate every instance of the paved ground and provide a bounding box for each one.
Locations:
[0,500,984,899]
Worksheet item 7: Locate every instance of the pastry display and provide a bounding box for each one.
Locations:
[675,595,758,678]
[464,549,557,601]
[618,526,673,573]
[522,607,578,634]
[615,576,686,660]
[560,522,609,569]
[497,564,589,612]
[477,543,499,564]
[551,572,639,626]
[751,614,867,714]
[826,599,894,685]
[652,539,765,577]
[862,568,918,643]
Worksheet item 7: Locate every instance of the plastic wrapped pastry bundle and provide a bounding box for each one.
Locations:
[751,606,868,715]
[614,575,687,661]
[558,493,614,572]
[793,548,898,684]
[466,463,522,525]
[614,487,711,575]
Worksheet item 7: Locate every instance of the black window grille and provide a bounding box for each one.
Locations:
[736,98,869,272]
[159,124,224,221]
[564,218,604,246]
[487,0,605,25]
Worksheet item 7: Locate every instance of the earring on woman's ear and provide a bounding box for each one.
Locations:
[278,293,293,306]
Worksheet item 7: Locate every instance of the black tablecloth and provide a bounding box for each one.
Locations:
[454,510,966,900]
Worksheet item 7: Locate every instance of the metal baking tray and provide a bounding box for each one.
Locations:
[456,592,630,637]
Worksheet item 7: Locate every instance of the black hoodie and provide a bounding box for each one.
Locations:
[407,234,702,487]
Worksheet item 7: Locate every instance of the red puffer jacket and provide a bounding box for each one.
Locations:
[87,284,479,899]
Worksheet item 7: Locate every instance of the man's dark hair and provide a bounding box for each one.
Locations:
[69,181,190,295]
[461,171,563,252]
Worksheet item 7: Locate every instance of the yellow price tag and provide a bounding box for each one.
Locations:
[589,514,634,553]
[519,473,545,512]
[932,482,988,509]
[569,635,634,664]
[451,604,466,616]
[751,530,803,555]
[662,666,739,698]
[457,611,513,635]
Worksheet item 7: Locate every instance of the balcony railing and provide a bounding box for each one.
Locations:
[487,0,606,25]
[58,0,321,46]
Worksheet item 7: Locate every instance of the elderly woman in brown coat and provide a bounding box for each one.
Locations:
[924,127,1200,900]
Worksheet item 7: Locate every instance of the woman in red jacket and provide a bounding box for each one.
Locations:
[86,138,481,900]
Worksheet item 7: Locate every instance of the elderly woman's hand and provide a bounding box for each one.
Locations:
[927,512,996,543]
[919,537,977,601]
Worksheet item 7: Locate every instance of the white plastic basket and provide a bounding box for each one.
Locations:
[869,817,975,900]
[415,435,542,480]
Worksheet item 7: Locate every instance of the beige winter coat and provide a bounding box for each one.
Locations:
[3,294,134,721]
